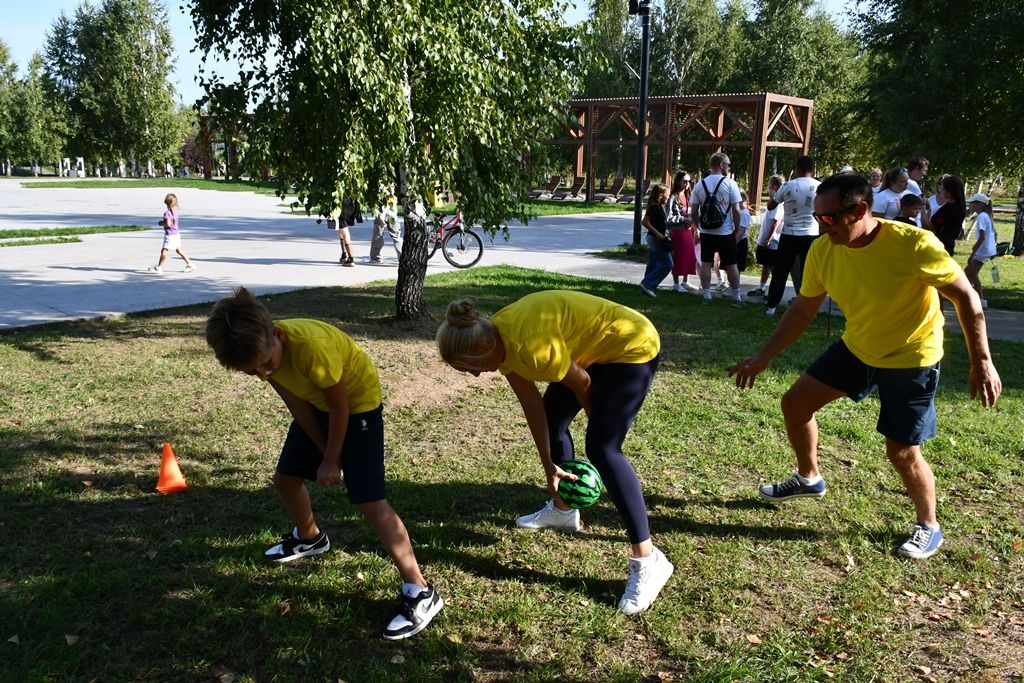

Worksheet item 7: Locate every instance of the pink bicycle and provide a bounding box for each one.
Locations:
[427,211,484,268]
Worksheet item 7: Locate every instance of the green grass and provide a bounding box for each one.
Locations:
[955,250,1024,311]
[1,266,1021,681]
[0,225,150,248]
[523,199,631,216]
[22,177,281,196]
[590,242,649,262]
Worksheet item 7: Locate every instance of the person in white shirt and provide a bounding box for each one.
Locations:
[689,152,744,306]
[871,168,908,219]
[764,155,820,316]
[749,175,785,298]
[965,193,998,309]
[927,173,949,216]
[869,167,883,196]
[905,157,929,197]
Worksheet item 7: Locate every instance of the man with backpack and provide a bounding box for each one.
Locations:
[689,153,744,306]
[764,155,821,316]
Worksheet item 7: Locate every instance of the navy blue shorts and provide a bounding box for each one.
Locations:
[806,341,940,446]
[276,405,386,504]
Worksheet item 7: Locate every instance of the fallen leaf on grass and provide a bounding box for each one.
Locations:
[912,665,932,675]
[146,550,157,560]
[447,633,462,644]
[7,635,18,645]
[835,652,849,661]
[355,572,365,581]
[923,643,941,654]
[65,635,79,645]
[390,654,405,664]
[656,673,674,683]
[972,626,993,637]
[82,480,93,487]
[745,634,762,644]
[279,602,291,617]
[1014,539,1023,552]
[844,554,856,573]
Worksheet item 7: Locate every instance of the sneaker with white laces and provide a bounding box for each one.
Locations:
[383,582,444,640]
[618,547,674,615]
[183,264,196,273]
[515,499,581,532]
[897,523,944,559]
[264,527,330,563]
[146,265,164,274]
[639,284,657,298]
[758,473,827,502]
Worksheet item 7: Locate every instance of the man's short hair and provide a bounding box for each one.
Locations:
[710,152,730,169]
[899,194,923,211]
[816,173,872,210]
[795,155,815,175]
[907,156,929,172]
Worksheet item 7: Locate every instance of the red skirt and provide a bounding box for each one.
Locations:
[671,227,697,276]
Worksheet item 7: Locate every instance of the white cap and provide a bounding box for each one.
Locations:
[967,192,990,204]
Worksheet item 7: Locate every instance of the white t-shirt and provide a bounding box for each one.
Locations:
[871,185,881,196]
[775,176,820,236]
[737,207,751,240]
[974,212,998,260]
[928,194,943,215]
[872,188,905,219]
[689,174,742,236]
[758,205,784,249]
[906,178,923,197]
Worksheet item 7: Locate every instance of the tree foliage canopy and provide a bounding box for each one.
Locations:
[189,0,580,230]
[43,0,183,164]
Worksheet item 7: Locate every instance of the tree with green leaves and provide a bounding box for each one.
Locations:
[43,0,182,174]
[9,55,68,175]
[856,0,1024,180]
[0,40,18,176]
[188,1,580,319]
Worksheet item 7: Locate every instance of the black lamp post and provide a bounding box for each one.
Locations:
[628,0,651,250]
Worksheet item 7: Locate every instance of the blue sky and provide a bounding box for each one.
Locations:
[4,0,848,107]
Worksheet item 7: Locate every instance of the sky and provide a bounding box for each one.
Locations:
[3,0,849,107]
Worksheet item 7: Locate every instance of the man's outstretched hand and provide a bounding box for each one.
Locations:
[728,353,771,389]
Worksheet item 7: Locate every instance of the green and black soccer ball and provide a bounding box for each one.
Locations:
[557,459,603,509]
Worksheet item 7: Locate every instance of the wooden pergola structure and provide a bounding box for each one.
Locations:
[545,92,813,206]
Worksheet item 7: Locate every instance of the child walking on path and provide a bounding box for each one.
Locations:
[148,193,195,274]
[436,291,674,614]
[205,288,444,640]
[965,192,998,310]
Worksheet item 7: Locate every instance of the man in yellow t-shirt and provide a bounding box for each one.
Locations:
[729,173,1001,560]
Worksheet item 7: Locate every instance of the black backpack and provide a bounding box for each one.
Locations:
[698,177,728,231]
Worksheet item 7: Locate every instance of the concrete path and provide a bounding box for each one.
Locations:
[1,179,1021,344]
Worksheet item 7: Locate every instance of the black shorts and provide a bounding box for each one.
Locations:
[806,341,940,445]
[698,232,738,266]
[755,245,776,266]
[276,405,386,504]
[736,237,749,271]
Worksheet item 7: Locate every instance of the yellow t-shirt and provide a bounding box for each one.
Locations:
[800,220,961,368]
[269,319,382,413]
[491,291,660,382]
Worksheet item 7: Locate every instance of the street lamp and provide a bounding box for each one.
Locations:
[628,0,651,250]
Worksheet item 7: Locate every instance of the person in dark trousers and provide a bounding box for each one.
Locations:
[764,155,820,316]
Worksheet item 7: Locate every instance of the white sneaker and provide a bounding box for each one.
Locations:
[382,582,444,640]
[146,265,164,274]
[672,283,684,293]
[684,282,700,292]
[765,307,776,317]
[618,547,674,615]
[515,499,581,532]
[183,264,196,273]
[713,281,728,291]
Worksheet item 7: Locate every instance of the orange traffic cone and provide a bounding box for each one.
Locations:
[156,442,188,494]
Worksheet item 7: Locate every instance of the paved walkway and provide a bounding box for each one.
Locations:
[1,179,1022,344]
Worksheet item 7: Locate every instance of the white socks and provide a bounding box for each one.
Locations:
[797,473,823,486]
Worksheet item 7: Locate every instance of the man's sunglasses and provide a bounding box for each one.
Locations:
[812,202,863,226]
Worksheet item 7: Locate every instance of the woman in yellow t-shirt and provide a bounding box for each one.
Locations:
[437,290,673,615]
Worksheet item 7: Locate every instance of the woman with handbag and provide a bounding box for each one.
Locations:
[667,171,698,292]
[639,183,673,297]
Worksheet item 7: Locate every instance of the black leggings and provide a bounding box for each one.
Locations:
[767,234,818,308]
[543,357,659,544]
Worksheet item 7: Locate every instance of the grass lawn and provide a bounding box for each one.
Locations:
[1,266,1021,681]
[0,225,150,248]
[22,177,281,196]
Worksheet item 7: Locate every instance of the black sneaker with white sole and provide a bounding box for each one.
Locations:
[264,527,330,563]
[382,583,444,641]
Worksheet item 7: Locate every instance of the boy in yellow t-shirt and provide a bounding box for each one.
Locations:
[436,290,673,615]
[730,173,1001,561]
[205,288,442,640]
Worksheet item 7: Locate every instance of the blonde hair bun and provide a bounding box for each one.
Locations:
[445,299,480,327]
